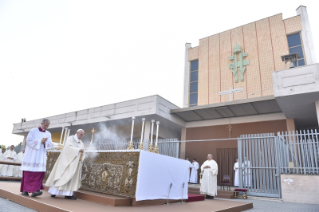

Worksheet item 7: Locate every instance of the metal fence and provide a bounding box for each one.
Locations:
[238,133,281,198]
[278,130,319,175]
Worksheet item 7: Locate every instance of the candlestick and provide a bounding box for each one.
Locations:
[59,127,65,144]
[154,121,160,153]
[138,118,145,150]
[127,117,135,150]
[148,120,155,152]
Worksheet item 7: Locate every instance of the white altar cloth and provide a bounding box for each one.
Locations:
[136,151,189,201]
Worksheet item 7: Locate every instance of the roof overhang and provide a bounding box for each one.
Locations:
[171,96,282,122]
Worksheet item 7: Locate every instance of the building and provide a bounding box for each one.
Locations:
[12,5,319,199]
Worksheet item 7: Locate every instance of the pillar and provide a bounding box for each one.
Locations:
[179,128,187,159]
[286,118,296,132]
[316,101,319,127]
[296,5,317,64]
[183,43,192,108]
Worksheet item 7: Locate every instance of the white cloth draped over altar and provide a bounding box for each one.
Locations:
[136,151,189,201]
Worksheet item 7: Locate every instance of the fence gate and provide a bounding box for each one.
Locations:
[238,134,281,198]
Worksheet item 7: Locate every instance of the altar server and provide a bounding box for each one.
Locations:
[1,145,17,177]
[200,154,218,199]
[0,148,4,174]
[20,119,53,197]
[45,129,85,200]
[242,157,252,187]
[234,158,239,187]
[14,149,25,177]
[190,158,199,183]
[186,157,193,182]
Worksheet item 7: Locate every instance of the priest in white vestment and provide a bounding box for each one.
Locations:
[20,119,53,197]
[242,157,252,187]
[190,158,199,184]
[14,149,25,177]
[233,158,239,187]
[186,157,193,182]
[45,129,85,200]
[1,145,17,177]
[0,148,6,175]
[200,154,218,199]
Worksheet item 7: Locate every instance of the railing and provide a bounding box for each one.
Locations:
[278,130,319,175]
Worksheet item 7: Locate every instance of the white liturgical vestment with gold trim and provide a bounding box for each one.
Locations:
[200,159,218,196]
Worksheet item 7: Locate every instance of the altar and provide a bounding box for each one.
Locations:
[44,150,189,201]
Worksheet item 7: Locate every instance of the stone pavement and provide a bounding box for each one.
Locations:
[227,197,319,212]
[0,197,36,212]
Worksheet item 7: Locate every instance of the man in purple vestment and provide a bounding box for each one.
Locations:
[20,118,53,197]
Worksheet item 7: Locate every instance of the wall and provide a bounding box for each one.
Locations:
[281,174,319,205]
[184,120,287,171]
[188,14,302,106]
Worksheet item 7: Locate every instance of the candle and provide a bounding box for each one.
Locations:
[155,121,160,146]
[150,120,155,145]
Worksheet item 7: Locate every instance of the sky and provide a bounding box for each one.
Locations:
[0,0,318,147]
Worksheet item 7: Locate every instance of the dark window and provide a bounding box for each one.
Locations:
[189,93,198,105]
[287,33,305,67]
[189,60,198,107]
[190,82,198,93]
[190,71,198,82]
[287,33,302,48]
[191,60,198,71]
[289,46,304,58]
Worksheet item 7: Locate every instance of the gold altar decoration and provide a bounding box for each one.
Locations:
[57,144,64,150]
[138,142,143,150]
[148,143,153,152]
[153,145,159,154]
[44,151,140,198]
[127,141,134,150]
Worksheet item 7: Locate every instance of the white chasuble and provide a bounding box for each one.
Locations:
[234,162,239,186]
[190,161,199,183]
[1,149,17,177]
[21,128,54,172]
[200,160,218,196]
[45,135,84,194]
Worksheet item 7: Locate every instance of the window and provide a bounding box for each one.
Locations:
[189,60,198,107]
[287,33,305,67]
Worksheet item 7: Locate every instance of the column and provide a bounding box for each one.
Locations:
[316,101,319,127]
[286,118,296,132]
[179,128,187,159]
[296,6,317,64]
[183,43,192,108]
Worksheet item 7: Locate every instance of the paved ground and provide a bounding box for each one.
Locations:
[0,197,36,212]
[1,195,318,212]
[228,198,319,212]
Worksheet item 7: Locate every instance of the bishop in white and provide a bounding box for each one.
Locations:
[1,145,17,177]
[200,154,218,199]
[20,119,53,197]
[45,129,85,200]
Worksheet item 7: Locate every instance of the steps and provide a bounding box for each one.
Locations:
[188,187,235,199]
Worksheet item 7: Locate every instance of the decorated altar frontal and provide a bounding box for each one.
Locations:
[44,150,189,201]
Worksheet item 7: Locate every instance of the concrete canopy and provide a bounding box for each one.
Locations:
[170,96,282,122]
[12,95,185,139]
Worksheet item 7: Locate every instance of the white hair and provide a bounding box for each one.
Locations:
[208,154,213,157]
[77,129,84,133]
[41,118,50,124]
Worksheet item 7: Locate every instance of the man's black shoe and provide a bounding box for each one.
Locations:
[31,190,43,197]
[51,195,56,198]
[65,196,77,200]
[21,191,29,196]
